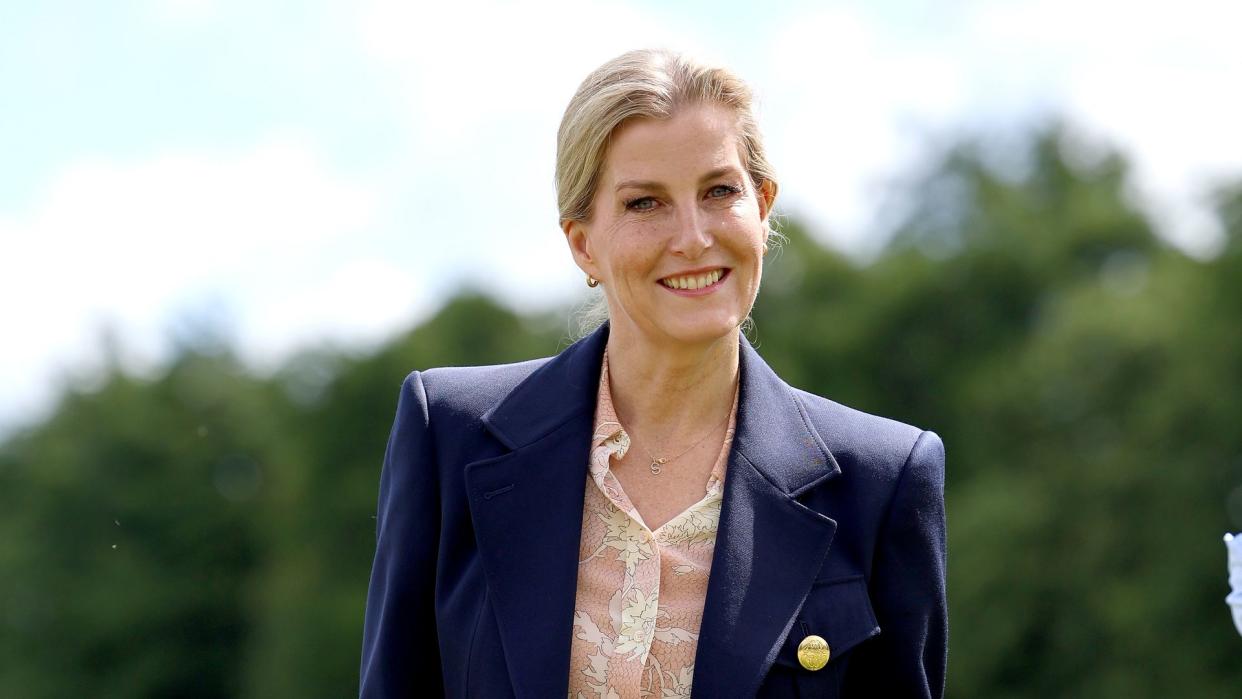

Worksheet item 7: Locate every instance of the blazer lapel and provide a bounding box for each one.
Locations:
[464,323,841,699]
[464,322,608,699]
[691,336,841,698]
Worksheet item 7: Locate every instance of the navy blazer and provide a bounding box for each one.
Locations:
[360,321,946,698]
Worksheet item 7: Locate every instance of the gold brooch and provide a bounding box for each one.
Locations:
[797,634,830,671]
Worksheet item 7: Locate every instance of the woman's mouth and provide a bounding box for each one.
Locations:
[658,267,729,295]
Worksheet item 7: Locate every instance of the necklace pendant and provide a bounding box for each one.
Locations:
[650,458,666,475]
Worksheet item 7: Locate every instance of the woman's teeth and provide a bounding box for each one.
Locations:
[660,268,723,290]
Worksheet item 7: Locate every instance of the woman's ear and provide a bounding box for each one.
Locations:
[562,219,599,279]
[757,179,778,223]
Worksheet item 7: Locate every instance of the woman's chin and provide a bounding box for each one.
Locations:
[655,315,742,347]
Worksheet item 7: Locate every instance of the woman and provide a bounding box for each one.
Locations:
[360,49,946,698]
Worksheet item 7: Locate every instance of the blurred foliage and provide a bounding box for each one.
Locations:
[3,125,1242,697]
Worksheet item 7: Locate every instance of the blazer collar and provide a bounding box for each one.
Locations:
[481,320,840,497]
[479,321,606,452]
[467,320,841,698]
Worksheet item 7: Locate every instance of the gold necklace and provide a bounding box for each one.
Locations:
[633,410,732,475]
[602,348,736,475]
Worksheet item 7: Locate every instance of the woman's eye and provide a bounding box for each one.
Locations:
[709,184,742,198]
[625,197,656,211]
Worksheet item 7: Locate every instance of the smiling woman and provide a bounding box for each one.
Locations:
[563,100,773,351]
[359,48,947,699]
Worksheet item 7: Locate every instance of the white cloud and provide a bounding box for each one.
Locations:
[236,255,425,370]
[760,6,970,254]
[747,1,1242,256]
[963,0,1242,255]
[358,0,698,152]
[0,136,408,433]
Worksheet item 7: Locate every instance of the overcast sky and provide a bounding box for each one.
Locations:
[3,0,1241,436]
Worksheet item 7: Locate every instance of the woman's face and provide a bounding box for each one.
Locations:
[564,102,776,349]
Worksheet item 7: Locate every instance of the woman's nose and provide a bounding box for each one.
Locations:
[669,203,712,258]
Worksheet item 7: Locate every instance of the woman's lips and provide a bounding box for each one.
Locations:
[658,268,730,297]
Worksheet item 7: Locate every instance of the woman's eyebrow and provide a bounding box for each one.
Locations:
[614,179,664,194]
[696,166,739,183]
[613,167,740,194]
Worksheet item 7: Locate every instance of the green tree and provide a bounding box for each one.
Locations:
[0,350,280,697]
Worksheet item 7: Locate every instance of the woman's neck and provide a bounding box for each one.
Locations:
[604,324,740,442]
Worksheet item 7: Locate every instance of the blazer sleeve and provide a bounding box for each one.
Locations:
[359,371,445,697]
[844,429,948,698]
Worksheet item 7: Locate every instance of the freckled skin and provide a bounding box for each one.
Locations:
[563,102,776,350]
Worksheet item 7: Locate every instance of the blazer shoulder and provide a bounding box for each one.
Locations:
[790,386,940,483]
[408,356,553,421]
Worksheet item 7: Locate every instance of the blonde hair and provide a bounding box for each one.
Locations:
[557,48,778,226]
[556,49,782,336]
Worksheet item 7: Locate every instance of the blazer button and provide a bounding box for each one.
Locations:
[797,634,831,671]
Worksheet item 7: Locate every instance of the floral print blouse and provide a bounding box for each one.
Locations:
[567,350,739,699]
